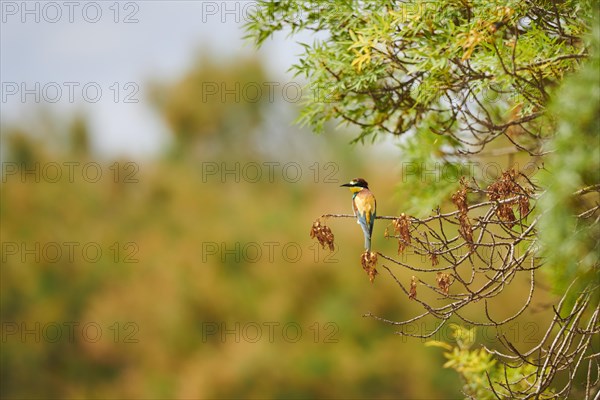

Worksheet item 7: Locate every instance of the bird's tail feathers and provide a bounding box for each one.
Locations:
[359,222,372,252]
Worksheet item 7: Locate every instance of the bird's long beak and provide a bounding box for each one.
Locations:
[340,183,353,187]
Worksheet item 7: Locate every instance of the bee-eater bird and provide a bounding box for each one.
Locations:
[341,178,376,252]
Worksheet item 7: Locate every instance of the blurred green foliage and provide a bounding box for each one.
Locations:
[149,55,267,158]
[245,0,590,147]
[0,143,464,398]
[538,17,600,301]
[245,0,594,218]
[2,3,597,396]
[427,325,552,399]
[1,57,477,399]
[245,1,599,397]
[2,141,552,399]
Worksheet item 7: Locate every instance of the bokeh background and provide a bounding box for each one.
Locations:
[1,2,557,398]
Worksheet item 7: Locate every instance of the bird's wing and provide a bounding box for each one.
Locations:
[354,190,376,227]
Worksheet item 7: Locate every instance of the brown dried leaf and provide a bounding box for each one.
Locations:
[393,213,412,254]
[310,220,335,251]
[436,272,453,295]
[360,251,378,283]
[430,252,439,267]
[452,182,474,249]
[486,168,530,227]
[451,186,469,215]
[409,276,418,300]
[519,195,530,217]
[458,214,474,250]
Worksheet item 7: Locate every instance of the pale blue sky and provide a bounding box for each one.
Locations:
[1,1,316,158]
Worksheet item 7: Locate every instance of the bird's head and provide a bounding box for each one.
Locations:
[341,178,369,193]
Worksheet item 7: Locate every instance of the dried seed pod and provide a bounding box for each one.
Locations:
[458,214,474,250]
[310,220,335,251]
[453,183,474,250]
[436,272,453,295]
[486,168,530,227]
[409,276,418,300]
[393,213,412,254]
[451,186,469,216]
[360,251,378,283]
[430,252,439,267]
[519,194,530,217]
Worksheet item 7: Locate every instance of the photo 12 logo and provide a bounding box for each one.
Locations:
[1,162,139,184]
[1,2,140,24]
[400,161,540,185]
[200,162,339,183]
[201,321,339,343]
[199,2,334,25]
[200,81,302,104]
[1,82,139,104]
[1,241,139,264]
[200,1,261,23]
[2,321,139,343]
[201,241,338,264]
[398,321,540,345]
